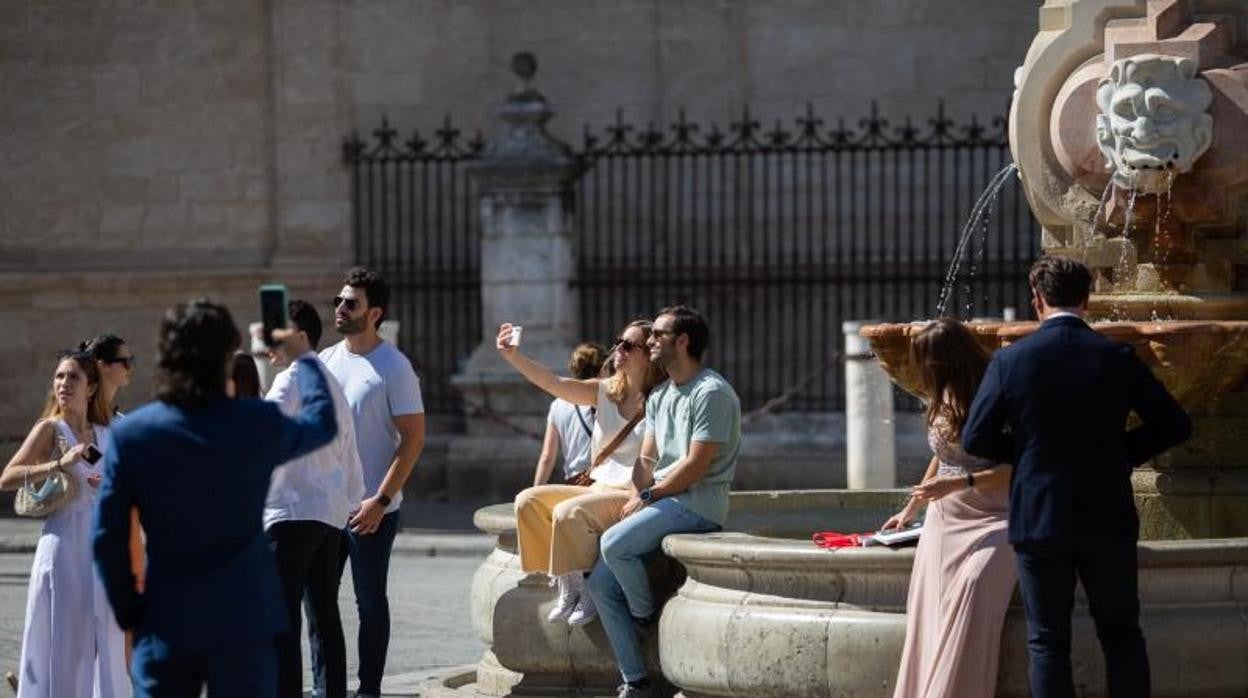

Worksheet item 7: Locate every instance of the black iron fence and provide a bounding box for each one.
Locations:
[343,117,484,414]
[345,103,1040,415]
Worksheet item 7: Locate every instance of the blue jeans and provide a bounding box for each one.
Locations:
[586,498,720,683]
[308,511,399,698]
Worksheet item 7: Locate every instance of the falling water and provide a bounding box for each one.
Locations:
[935,162,1019,317]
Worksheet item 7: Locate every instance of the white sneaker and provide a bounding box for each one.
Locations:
[546,572,580,623]
[567,592,598,626]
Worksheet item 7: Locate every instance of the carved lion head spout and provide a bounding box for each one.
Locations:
[1095,54,1214,194]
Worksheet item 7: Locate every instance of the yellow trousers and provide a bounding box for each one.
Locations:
[514,483,630,576]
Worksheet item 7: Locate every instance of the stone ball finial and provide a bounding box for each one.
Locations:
[511,52,537,83]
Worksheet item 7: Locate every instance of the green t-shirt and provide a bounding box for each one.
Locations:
[647,368,742,526]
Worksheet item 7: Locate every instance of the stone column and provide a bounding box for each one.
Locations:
[843,320,897,489]
[451,53,583,437]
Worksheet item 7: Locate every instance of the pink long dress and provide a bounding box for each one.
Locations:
[892,420,1016,698]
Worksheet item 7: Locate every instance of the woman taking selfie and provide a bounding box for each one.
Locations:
[498,320,665,626]
[1,352,128,697]
[883,318,1015,698]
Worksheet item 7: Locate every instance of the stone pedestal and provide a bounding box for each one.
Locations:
[843,320,896,489]
[451,53,583,437]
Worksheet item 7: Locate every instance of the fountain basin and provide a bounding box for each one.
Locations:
[860,320,1248,408]
[861,320,1248,539]
[466,492,1248,697]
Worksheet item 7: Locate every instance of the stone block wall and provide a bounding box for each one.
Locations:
[1,0,1042,472]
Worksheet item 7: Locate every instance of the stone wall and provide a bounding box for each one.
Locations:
[0,0,1041,468]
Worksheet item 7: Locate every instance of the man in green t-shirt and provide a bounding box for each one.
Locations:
[586,305,741,698]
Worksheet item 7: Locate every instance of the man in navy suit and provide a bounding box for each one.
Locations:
[962,256,1191,697]
[93,299,338,697]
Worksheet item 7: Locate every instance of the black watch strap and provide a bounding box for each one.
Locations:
[965,471,975,489]
[376,492,392,507]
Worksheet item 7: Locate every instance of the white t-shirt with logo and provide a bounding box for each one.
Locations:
[320,340,424,515]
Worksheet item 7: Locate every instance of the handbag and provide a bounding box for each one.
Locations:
[568,409,644,487]
[14,431,77,518]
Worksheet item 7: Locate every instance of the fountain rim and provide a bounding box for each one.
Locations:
[859,318,1248,340]
[473,502,1248,570]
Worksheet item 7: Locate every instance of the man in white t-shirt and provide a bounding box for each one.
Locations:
[314,268,425,698]
[264,299,366,698]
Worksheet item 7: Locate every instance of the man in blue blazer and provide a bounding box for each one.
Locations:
[962,256,1191,698]
[93,300,338,697]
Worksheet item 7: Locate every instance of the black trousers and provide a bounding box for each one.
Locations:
[267,520,347,698]
[1014,536,1150,698]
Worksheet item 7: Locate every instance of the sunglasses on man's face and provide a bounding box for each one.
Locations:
[332,296,361,312]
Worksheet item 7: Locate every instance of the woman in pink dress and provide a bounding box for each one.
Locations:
[883,318,1016,698]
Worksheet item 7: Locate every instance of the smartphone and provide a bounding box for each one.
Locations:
[259,284,289,348]
[82,444,102,465]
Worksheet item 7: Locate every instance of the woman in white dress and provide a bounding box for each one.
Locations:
[498,320,666,626]
[1,351,129,697]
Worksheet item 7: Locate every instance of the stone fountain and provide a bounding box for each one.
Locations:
[428,3,1248,696]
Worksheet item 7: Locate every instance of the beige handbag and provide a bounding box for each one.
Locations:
[14,432,77,518]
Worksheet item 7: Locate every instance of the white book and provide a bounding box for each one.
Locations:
[860,523,923,547]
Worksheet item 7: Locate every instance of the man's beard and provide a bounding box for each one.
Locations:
[336,316,368,335]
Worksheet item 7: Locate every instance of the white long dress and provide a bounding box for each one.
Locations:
[18,420,129,698]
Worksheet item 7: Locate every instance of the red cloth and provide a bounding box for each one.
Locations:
[812,531,872,549]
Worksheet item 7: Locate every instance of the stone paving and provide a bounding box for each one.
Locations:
[0,528,489,697]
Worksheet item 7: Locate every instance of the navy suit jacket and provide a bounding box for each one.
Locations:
[92,357,337,653]
[962,315,1191,545]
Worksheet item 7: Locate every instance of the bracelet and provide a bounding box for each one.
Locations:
[376,492,392,507]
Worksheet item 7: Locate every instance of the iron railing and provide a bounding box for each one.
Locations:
[346,103,1040,415]
[343,117,485,414]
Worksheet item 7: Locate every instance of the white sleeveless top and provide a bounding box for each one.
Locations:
[588,382,645,487]
[48,419,107,516]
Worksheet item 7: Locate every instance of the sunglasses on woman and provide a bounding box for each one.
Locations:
[105,356,136,369]
[615,338,643,354]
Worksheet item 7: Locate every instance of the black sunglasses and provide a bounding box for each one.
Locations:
[332,296,360,312]
[615,338,643,354]
[104,356,136,369]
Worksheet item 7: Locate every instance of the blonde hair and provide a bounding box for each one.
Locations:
[41,353,112,427]
[603,320,668,404]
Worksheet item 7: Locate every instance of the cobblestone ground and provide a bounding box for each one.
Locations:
[0,552,486,692]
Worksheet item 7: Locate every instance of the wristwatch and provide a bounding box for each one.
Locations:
[376,492,392,507]
[639,487,654,504]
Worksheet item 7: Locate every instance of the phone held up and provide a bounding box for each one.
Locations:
[259,284,289,348]
[82,443,102,465]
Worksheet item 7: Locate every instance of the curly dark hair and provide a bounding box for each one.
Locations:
[155,299,241,408]
[344,266,389,330]
[1029,256,1092,309]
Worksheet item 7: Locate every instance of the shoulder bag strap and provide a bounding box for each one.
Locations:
[573,405,594,439]
[584,409,645,477]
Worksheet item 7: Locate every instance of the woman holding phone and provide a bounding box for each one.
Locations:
[1,351,128,697]
[498,321,666,626]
